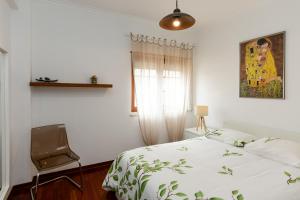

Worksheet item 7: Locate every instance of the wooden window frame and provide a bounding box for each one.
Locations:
[131,52,137,112]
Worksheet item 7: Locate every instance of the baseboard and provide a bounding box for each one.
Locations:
[7,160,113,199]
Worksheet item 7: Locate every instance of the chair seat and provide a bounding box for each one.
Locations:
[33,151,80,171]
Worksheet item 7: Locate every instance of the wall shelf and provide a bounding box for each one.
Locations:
[29,82,113,88]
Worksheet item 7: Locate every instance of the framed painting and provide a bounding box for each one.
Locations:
[240,32,285,99]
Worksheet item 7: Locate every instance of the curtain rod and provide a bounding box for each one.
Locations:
[125,33,199,48]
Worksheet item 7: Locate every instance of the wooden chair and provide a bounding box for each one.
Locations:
[30,124,83,199]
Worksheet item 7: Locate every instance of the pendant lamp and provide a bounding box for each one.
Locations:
[159,0,196,30]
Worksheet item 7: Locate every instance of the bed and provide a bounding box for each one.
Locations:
[102,124,300,200]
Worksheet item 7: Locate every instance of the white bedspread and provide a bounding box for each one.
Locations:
[102,137,300,200]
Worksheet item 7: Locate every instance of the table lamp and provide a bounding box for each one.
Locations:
[195,105,208,132]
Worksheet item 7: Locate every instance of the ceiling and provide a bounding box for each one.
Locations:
[56,0,275,28]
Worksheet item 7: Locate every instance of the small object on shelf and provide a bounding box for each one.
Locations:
[35,77,58,83]
[90,75,98,84]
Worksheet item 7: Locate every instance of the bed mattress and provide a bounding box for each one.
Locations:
[102,137,300,200]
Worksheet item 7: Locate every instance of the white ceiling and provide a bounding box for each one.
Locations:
[55,0,275,27]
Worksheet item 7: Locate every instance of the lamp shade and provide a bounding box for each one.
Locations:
[159,0,196,31]
[159,10,196,31]
[195,105,208,117]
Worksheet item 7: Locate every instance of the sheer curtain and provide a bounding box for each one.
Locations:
[131,34,193,145]
[163,48,192,142]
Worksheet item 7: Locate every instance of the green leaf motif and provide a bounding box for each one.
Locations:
[157,181,188,200]
[284,171,300,185]
[108,155,194,200]
[232,190,239,195]
[132,179,137,185]
[170,180,177,185]
[195,191,204,198]
[223,149,243,157]
[232,190,245,200]
[265,137,280,143]
[118,166,122,172]
[134,168,139,178]
[177,146,188,151]
[172,184,178,190]
[237,194,244,200]
[218,166,233,176]
[233,140,247,148]
[284,171,291,177]
[159,184,166,190]
[209,198,224,200]
[108,165,113,174]
[141,180,149,193]
[176,192,187,197]
[160,188,167,197]
[194,190,224,200]
[113,175,118,181]
[134,190,137,200]
[288,179,297,184]
[141,175,151,181]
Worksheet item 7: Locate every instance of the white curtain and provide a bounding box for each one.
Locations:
[131,34,193,145]
[164,48,192,142]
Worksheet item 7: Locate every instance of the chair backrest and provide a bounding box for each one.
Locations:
[31,124,70,160]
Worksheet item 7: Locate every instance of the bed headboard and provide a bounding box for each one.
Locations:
[223,120,300,143]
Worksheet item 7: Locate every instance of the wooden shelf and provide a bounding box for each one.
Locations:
[30,82,113,88]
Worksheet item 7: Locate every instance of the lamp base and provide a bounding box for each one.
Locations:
[196,116,208,133]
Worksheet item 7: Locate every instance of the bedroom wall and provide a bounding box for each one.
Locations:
[0,0,10,51]
[10,0,32,186]
[195,0,300,132]
[5,0,200,185]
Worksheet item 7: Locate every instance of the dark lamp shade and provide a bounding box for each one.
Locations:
[159,12,196,30]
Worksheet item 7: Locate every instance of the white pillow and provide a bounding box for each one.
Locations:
[245,137,300,168]
[206,128,256,147]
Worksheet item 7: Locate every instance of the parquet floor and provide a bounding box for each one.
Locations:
[8,164,117,200]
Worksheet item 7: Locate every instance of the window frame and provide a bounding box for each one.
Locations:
[0,48,10,199]
[131,52,137,112]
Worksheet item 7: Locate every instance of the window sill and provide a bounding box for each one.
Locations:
[129,112,138,117]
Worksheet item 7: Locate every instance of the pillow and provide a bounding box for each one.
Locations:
[245,137,300,168]
[206,128,256,147]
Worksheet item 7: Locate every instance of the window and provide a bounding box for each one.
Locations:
[131,54,185,113]
[131,63,137,112]
[162,70,184,113]
[131,67,159,113]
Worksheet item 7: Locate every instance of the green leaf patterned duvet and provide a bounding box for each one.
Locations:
[102,137,300,200]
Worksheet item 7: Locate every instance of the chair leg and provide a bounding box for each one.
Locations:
[78,161,84,191]
[35,173,40,196]
[30,162,83,199]
[31,173,40,200]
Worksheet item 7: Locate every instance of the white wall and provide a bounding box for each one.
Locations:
[8,0,199,185]
[0,0,10,51]
[10,0,32,186]
[195,0,300,131]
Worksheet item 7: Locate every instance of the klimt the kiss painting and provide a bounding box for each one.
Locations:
[240,32,285,99]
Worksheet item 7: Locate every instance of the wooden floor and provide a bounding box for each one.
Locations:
[8,164,117,200]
